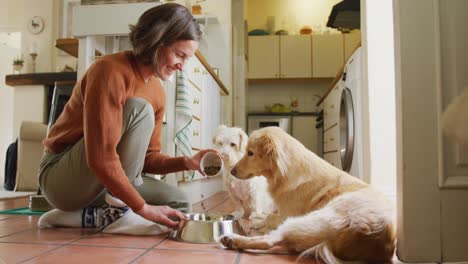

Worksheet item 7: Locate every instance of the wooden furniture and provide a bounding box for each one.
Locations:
[280,35,312,78]
[248,35,312,79]
[247,31,361,80]
[312,33,344,78]
[5,72,77,86]
[4,72,77,140]
[248,35,280,79]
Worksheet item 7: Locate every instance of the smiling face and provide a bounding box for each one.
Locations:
[154,40,198,80]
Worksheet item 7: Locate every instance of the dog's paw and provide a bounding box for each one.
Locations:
[220,234,240,249]
[250,216,267,230]
[249,212,265,220]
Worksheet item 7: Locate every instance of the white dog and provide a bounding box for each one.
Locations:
[220,127,396,263]
[213,125,276,223]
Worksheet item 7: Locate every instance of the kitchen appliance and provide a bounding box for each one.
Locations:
[327,0,360,31]
[322,47,363,179]
[247,115,291,135]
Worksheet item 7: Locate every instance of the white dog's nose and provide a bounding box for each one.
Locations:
[231,167,237,177]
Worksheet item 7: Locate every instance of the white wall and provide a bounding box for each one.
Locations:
[196,0,232,126]
[246,0,341,34]
[0,31,21,184]
[248,82,327,113]
[0,0,56,183]
[365,0,396,197]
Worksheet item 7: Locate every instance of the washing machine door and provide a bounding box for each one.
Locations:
[339,87,355,172]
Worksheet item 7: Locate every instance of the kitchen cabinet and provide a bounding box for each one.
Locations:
[322,82,340,130]
[280,35,312,78]
[248,35,311,79]
[248,35,280,79]
[344,30,361,62]
[312,33,344,78]
[248,32,358,79]
[292,116,318,152]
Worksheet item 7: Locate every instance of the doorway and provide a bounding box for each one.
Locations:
[0,29,21,185]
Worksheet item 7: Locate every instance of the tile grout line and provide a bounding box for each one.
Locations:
[208,197,230,211]
[234,252,242,264]
[127,235,170,263]
[17,230,100,263]
[0,227,35,239]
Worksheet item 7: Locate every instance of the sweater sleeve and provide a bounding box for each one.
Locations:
[83,60,145,212]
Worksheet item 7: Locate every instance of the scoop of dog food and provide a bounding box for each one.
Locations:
[204,165,221,176]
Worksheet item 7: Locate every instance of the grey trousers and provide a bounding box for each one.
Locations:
[39,98,190,212]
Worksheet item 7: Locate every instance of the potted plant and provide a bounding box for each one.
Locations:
[12,55,24,73]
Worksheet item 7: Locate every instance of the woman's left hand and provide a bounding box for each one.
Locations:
[185,149,220,176]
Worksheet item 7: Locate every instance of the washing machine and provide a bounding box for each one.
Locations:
[322,47,363,179]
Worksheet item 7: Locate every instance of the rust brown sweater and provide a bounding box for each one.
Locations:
[43,50,187,211]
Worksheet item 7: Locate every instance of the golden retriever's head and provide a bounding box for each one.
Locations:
[231,127,290,181]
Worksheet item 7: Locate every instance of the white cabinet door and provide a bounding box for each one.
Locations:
[248,35,280,79]
[323,127,339,154]
[343,30,361,62]
[203,74,222,149]
[323,151,340,168]
[322,82,341,130]
[312,33,344,78]
[292,116,317,152]
[280,35,312,78]
[189,81,202,120]
[395,1,468,261]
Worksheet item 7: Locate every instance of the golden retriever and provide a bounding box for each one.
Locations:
[220,127,396,263]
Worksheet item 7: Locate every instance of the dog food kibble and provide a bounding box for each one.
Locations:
[204,166,221,176]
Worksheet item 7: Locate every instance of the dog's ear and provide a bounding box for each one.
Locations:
[217,124,227,132]
[213,125,227,145]
[256,134,289,176]
[238,129,248,152]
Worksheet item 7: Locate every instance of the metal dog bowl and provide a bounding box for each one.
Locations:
[169,213,244,244]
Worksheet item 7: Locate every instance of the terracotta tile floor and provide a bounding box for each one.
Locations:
[0,192,320,264]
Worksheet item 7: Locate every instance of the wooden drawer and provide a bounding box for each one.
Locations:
[191,118,202,150]
[323,83,341,130]
[188,81,202,119]
[323,151,341,169]
[323,126,339,153]
[187,57,205,89]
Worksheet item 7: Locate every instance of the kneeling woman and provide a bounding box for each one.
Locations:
[38,3,216,230]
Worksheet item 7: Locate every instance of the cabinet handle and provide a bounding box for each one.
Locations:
[193,130,199,136]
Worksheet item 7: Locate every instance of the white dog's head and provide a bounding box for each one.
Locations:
[212,125,248,169]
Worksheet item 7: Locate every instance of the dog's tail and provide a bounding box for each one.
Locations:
[297,242,366,264]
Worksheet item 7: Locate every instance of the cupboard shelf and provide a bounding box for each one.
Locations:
[55,38,102,58]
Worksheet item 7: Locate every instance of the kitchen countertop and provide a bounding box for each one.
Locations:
[248,112,321,117]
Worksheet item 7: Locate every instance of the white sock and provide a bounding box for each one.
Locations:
[38,209,82,228]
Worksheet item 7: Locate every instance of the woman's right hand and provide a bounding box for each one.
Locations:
[136,204,187,229]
